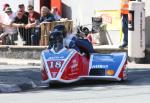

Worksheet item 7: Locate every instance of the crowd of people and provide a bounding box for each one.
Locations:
[0,3,63,45]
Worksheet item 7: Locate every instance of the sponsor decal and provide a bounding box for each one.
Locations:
[101,14,112,24]
[93,55,113,62]
[44,49,72,60]
[48,56,65,60]
[95,10,121,30]
[71,60,78,70]
[92,65,109,69]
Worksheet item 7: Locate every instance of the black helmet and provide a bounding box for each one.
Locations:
[82,27,89,36]
[48,31,64,49]
[76,26,90,38]
[53,25,67,37]
[53,31,63,43]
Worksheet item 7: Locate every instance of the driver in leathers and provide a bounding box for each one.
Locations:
[48,25,94,56]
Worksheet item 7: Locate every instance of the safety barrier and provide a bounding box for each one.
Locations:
[40,20,73,46]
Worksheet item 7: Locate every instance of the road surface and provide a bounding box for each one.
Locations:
[0,64,150,103]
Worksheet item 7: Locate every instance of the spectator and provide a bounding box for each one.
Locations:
[0,4,10,44]
[33,6,55,45]
[0,7,17,45]
[25,5,40,45]
[119,0,130,48]
[18,4,29,17]
[26,5,40,24]
[3,3,10,11]
[51,7,62,21]
[12,10,30,45]
[0,3,10,24]
[39,6,55,23]
[0,3,10,44]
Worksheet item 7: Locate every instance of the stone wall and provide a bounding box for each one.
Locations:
[0,46,47,59]
[0,45,127,60]
[0,45,150,63]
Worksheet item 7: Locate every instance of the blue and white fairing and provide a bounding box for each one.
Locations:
[42,48,74,60]
[86,52,127,81]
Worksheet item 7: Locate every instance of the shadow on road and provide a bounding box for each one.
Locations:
[22,68,149,94]
[1,67,150,93]
[0,67,41,87]
[35,68,150,92]
[125,68,150,85]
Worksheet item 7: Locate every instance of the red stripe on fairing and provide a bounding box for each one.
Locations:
[41,66,48,81]
[118,60,127,79]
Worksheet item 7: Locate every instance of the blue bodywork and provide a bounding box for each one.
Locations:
[89,52,127,76]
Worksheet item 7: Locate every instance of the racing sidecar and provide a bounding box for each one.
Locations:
[41,47,127,84]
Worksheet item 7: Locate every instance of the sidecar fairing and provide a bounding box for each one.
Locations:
[81,52,127,81]
[41,47,127,84]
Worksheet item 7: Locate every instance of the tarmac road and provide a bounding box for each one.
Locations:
[0,63,150,103]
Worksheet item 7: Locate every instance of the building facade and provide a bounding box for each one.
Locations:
[61,0,150,46]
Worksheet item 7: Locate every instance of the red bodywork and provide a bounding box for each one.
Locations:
[41,49,90,83]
